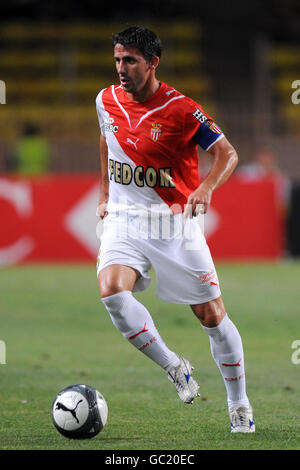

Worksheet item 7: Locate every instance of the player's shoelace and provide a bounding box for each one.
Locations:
[229,406,255,432]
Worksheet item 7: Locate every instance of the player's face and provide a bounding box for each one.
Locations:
[114,44,154,95]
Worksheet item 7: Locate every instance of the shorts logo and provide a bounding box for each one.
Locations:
[193,108,208,123]
[199,269,218,284]
[151,122,162,141]
[210,281,219,287]
[104,116,119,133]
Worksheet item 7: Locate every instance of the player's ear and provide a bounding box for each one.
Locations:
[149,56,159,70]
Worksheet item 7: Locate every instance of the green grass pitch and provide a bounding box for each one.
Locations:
[1,262,299,450]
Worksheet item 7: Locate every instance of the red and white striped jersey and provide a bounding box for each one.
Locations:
[96,81,224,214]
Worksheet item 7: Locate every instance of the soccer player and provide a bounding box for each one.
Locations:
[95,26,255,433]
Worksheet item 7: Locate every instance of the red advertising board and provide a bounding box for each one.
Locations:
[0,174,285,265]
[206,175,285,259]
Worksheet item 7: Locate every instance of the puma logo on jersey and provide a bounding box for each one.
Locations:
[127,137,139,149]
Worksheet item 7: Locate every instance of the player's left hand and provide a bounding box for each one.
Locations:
[184,183,213,218]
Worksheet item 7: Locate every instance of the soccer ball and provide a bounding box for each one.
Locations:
[51,384,108,439]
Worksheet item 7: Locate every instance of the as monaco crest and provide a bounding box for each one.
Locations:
[151,122,162,141]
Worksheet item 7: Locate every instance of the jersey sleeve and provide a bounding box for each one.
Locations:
[183,97,224,151]
[95,88,106,136]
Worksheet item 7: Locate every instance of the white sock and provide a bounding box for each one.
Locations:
[201,314,250,409]
[101,290,180,371]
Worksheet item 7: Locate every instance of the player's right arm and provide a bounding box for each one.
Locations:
[96,134,109,219]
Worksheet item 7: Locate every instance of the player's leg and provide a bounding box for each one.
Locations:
[191,296,248,404]
[99,264,199,403]
[99,264,181,376]
[190,297,255,432]
[97,213,200,403]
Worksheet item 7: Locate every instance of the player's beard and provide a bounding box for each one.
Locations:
[119,72,148,95]
[120,76,137,93]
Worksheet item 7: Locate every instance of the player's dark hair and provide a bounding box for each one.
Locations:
[112,26,162,62]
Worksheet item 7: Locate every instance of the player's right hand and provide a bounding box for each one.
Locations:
[96,201,108,220]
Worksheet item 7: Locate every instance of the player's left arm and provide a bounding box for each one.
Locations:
[186,136,238,216]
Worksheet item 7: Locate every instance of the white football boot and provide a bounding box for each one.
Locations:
[229,405,255,433]
[167,355,200,404]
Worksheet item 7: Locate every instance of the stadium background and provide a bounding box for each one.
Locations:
[0,0,299,264]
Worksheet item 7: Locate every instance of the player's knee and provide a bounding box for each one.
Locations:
[191,296,226,327]
[98,272,126,299]
[99,283,125,299]
[99,265,139,299]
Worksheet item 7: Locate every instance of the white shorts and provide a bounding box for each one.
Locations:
[96,212,221,305]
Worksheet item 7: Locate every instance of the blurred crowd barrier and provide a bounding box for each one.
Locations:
[0,21,299,172]
[0,21,213,173]
[0,174,285,266]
